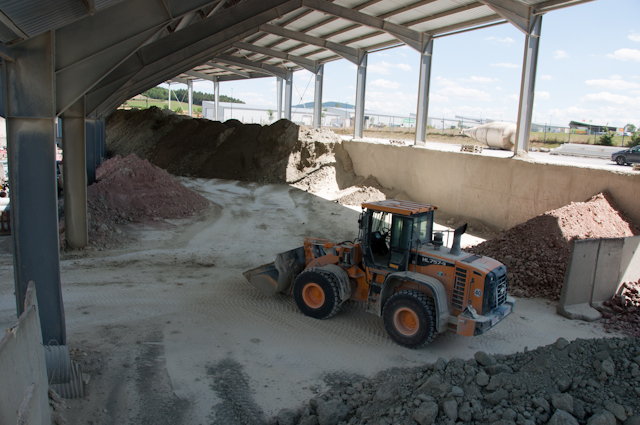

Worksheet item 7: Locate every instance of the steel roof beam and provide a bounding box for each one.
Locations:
[184,69,214,80]
[301,0,429,52]
[80,0,97,15]
[533,0,595,13]
[205,61,251,78]
[216,54,287,79]
[233,41,319,73]
[87,0,299,114]
[259,24,363,65]
[207,0,228,17]
[478,0,531,34]
[169,77,190,84]
[429,14,503,35]
[0,9,29,42]
[53,0,230,115]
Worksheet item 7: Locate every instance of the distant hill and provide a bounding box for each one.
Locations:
[293,101,355,109]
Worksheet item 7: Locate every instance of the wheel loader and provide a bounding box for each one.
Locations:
[243,200,515,348]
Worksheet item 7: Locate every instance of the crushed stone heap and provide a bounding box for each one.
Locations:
[603,279,640,338]
[59,153,210,250]
[468,192,639,301]
[271,337,639,425]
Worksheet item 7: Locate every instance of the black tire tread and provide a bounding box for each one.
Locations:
[382,289,437,349]
[293,267,341,319]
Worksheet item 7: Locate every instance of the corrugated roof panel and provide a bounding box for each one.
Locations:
[270,8,310,27]
[267,39,300,52]
[285,10,328,31]
[349,33,396,49]
[412,6,498,32]
[360,0,421,17]
[0,0,85,38]
[305,18,350,38]
[329,26,381,44]
[334,0,367,7]
[256,34,286,46]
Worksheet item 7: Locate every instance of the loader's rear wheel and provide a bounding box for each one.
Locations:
[382,290,436,349]
[293,268,341,319]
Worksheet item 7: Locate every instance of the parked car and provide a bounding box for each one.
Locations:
[612,145,640,165]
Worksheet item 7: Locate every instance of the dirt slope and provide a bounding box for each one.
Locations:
[106,108,409,203]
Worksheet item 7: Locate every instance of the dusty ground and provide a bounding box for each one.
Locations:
[0,179,623,425]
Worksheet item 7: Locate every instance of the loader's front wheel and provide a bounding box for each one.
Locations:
[293,268,341,319]
[382,290,436,349]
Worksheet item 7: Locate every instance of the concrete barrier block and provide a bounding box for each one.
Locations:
[619,236,640,284]
[591,238,624,305]
[0,283,51,425]
[557,239,601,320]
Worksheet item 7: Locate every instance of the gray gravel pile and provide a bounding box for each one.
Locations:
[272,337,640,425]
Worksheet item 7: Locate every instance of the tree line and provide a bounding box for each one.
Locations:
[143,87,244,106]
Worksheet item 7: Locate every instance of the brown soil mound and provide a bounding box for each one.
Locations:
[106,109,404,205]
[60,154,210,250]
[468,192,640,300]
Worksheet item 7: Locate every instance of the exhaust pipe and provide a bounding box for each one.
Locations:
[450,223,467,256]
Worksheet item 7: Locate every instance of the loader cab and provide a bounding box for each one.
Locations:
[361,200,436,273]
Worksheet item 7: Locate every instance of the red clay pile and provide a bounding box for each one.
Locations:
[603,279,640,337]
[469,192,640,300]
[60,153,209,250]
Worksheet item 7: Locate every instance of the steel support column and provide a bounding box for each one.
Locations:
[354,53,368,139]
[100,117,106,162]
[168,82,171,110]
[188,79,193,117]
[5,32,65,345]
[514,15,542,156]
[277,77,283,120]
[313,64,324,129]
[415,39,434,145]
[85,118,97,185]
[61,98,88,249]
[214,78,219,121]
[284,70,293,120]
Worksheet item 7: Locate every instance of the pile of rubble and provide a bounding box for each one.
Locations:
[603,279,640,338]
[469,192,639,300]
[272,337,640,425]
[59,153,210,250]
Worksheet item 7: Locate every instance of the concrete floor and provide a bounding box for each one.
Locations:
[0,178,619,424]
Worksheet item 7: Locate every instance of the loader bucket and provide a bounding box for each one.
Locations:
[243,247,306,296]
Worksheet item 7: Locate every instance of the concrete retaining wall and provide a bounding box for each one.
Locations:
[342,141,640,230]
[0,282,50,425]
[557,236,640,321]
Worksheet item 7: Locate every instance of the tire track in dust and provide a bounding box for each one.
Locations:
[207,358,266,425]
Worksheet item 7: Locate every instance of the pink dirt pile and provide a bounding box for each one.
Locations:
[60,154,209,250]
[469,192,640,301]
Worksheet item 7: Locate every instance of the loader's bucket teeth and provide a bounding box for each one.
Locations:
[243,247,306,296]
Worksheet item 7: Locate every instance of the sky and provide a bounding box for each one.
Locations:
[169,0,640,129]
